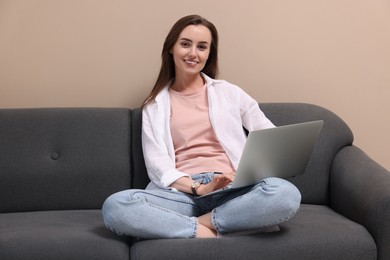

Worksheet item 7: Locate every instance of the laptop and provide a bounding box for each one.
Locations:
[197,120,324,198]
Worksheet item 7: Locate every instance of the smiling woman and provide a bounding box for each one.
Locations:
[102,14,301,240]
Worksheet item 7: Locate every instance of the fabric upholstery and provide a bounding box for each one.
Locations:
[331,145,390,259]
[130,108,149,189]
[0,210,129,260]
[0,108,131,212]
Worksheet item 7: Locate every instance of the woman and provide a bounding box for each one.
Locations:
[102,15,301,239]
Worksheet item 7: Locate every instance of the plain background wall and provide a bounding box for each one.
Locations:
[0,0,389,170]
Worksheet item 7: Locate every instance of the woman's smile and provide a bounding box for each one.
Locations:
[184,59,199,66]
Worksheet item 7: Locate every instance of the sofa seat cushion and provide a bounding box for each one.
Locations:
[130,204,376,260]
[0,210,129,260]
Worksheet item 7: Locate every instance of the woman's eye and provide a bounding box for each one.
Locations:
[180,41,191,47]
[198,45,207,51]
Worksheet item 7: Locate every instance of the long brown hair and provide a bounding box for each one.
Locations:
[142,15,219,108]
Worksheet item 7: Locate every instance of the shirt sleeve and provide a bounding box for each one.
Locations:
[238,88,275,131]
[141,106,190,189]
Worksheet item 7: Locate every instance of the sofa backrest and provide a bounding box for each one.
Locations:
[131,108,149,190]
[131,103,353,205]
[0,108,131,213]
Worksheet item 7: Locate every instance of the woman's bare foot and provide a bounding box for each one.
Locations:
[196,213,217,238]
[196,223,217,238]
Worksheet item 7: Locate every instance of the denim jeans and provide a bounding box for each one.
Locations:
[102,173,301,239]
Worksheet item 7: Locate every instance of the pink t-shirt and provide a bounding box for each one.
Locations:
[169,85,234,175]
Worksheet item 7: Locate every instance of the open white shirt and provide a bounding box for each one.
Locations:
[142,73,275,190]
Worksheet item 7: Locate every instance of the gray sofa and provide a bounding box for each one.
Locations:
[0,103,389,260]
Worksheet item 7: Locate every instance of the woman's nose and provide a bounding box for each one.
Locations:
[188,46,196,57]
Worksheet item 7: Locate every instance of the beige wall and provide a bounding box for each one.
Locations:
[0,0,389,170]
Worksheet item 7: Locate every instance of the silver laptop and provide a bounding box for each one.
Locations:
[198,120,323,198]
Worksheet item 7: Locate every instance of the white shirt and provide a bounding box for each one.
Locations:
[142,73,275,190]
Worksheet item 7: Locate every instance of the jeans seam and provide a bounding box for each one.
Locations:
[211,208,223,234]
[131,190,195,205]
[192,218,198,238]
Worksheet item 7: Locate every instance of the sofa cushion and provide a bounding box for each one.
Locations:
[0,210,129,260]
[130,204,376,260]
[0,108,131,212]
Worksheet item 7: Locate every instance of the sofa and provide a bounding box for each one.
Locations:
[0,103,389,260]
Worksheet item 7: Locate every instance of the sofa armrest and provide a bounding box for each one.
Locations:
[330,145,390,260]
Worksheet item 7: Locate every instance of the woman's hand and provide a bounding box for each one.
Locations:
[197,172,236,196]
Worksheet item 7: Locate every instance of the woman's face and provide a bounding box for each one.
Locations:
[171,25,212,78]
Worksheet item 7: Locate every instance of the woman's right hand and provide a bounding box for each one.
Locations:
[197,172,236,196]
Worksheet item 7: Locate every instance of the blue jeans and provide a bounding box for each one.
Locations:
[102,173,301,239]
